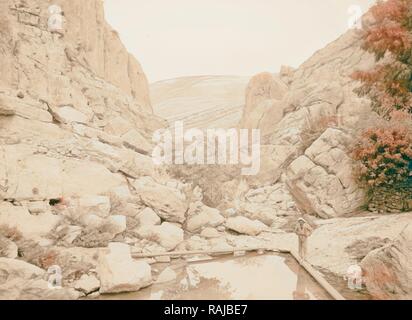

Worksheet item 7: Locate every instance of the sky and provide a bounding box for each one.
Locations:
[104,0,376,83]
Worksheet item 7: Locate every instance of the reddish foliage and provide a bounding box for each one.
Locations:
[353,120,412,187]
[352,0,412,116]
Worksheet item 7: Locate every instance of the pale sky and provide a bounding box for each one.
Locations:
[104,0,375,83]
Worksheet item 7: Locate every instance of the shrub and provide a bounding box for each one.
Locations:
[352,118,412,188]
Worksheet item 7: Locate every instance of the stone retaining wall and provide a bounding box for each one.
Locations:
[368,182,412,213]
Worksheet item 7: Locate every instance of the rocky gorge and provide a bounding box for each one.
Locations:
[0,0,411,300]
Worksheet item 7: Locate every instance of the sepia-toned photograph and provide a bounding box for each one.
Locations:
[0,0,411,307]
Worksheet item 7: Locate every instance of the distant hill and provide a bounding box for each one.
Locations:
[151,75,250,129]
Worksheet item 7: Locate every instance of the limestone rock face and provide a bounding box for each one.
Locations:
[239,72,289,138]
[285,129,365,218]
[361,224,412,300]
[0,0,167,204]
[0,0,152,112]
[98,243,152,294]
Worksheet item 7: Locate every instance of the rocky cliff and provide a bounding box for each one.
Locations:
[0,0,183,299]
[0,0,166,203]
[238,28,376,219]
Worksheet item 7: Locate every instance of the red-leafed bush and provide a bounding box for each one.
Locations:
[353,114,412,188]
[352,0,412,117]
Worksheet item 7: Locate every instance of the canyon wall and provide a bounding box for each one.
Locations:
[238,27,376,218]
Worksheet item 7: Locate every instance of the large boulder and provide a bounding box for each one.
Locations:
[74,274,100,295]
[0,258,79,300]
[239,183,298,226]
[134,179,188,223]
[307,213,412,277]
[136,207,161,227]
[136,222,184,251]
[239,72,288,135]
[226,216,268,236]
[361,224,412,300]
[186,205,225,233]
[98,243,152,294]
[77,195,111,218]
[285,129,365,218]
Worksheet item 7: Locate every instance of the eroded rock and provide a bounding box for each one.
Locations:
[98,243,152,294]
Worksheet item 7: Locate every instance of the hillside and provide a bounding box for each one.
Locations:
[151,75,250,129]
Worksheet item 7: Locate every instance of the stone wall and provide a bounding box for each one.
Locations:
[368,182,412,213]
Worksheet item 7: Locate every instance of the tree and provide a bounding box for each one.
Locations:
[352,1,412,194]
[352,0,412,117]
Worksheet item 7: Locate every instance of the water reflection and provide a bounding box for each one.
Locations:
[101,254,331,300]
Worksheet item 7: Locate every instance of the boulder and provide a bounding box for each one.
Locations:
[307,213,412,277]
[239,183,298,225]
[186,205,225,233]
[239,72,288,132]
[0,258,78,299]
[136,208,161,226]
[0,258,44,280]
[0,202,60,241]
[74,274,100,295]
[80,214,126,236]
[136,223,184,251]
[361,224,412,300]
[77,195,111,218]
[134,180,188,223]
[200,228,220,239]
[105,216,127,235]
[156,267,177,284]
[98,243,152,294]
[226,216,268,236]
[285,129,365,218]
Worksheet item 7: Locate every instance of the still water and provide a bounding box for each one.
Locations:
[102,254,332,300]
